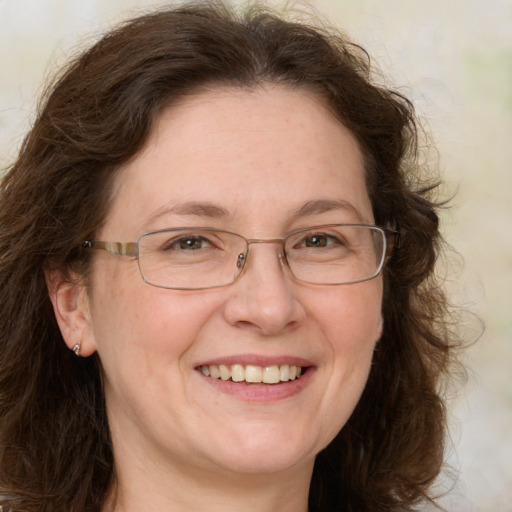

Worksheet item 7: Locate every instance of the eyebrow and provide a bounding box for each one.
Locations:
[144,198,366,229]
[291,199,367,223]
[144,201,230,227]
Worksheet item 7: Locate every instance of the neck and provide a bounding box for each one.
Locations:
[103,458,313,512]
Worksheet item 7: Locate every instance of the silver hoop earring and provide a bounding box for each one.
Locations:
[72,342,81,357]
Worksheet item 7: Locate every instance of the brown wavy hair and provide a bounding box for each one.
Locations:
[0,2,460,511]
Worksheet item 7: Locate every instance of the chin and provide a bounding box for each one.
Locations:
[202,427,320,475]
[215,450,314,476]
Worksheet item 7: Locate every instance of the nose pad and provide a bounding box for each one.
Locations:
[236,253,246,269]
[278,251,289,268]
[235,247,289,280]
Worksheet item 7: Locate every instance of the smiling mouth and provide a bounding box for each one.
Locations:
[199,364,304,384]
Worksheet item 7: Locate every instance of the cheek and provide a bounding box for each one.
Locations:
[312,282,383,395]
[289,282,383,449]
[311,279,383,349]
[89,280,224,417]
[90,265,222,363]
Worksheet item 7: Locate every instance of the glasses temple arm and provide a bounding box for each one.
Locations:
[81,241,139,257]
[384,229,400,261]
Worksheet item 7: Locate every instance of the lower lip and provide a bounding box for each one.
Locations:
[199,368,314,402]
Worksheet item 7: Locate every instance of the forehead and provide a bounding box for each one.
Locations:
[104,85,372,237]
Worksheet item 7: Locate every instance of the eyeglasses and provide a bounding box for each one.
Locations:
[82,224,398,290]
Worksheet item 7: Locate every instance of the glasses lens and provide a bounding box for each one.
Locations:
[136,225,388,289]
[285,225,386,285]
[137,228,247,289]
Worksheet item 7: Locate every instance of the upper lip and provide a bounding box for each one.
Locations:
[196,354,314,368]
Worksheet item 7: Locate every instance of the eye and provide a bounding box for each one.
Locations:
[163,235,216,251]
[299,233,344,249]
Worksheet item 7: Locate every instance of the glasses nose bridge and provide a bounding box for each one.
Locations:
[238,237,288,271]
[246,237,285,247]
[246,237,287,258]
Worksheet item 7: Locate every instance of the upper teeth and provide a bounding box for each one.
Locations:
[200,364,303,384]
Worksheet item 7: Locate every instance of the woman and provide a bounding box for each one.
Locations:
[0,2,460,511]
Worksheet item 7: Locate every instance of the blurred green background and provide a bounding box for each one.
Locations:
[1,0,510,510]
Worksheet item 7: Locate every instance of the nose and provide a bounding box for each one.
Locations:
[222,242,306,336]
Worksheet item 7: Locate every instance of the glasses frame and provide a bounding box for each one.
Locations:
[82,224,399,290]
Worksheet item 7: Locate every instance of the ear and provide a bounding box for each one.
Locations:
[45,269,96,357]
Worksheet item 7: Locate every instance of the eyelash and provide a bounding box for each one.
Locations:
[295,233,345,249]
[162,235,217,251]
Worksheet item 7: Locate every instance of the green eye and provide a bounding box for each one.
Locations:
[305,234,329,247]
[301,233,342,248]
[178,237,207,250]
[161,235,215,252]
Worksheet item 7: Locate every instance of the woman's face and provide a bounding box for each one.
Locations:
[81,86,383,478]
